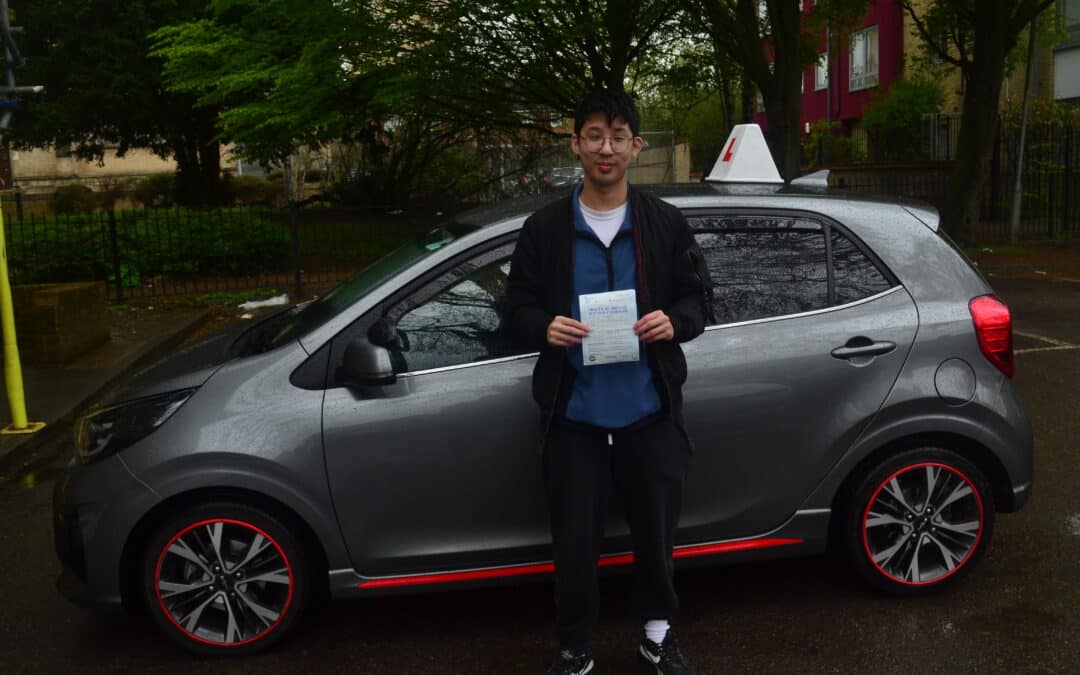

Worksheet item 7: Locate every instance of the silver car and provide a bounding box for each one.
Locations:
[53,183,1033,656]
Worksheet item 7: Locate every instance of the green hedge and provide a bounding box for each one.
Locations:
[4,206,414,289]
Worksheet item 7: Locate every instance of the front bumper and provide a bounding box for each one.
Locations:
[51,452,161,607]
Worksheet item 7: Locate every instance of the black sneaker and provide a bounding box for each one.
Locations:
[639,630,696,675]
[546,648,595,675]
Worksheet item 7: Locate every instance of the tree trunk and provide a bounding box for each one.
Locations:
[740,73,754,124]
[173,137,223,207]
[944,46,1011,243]
[762,0,804,181]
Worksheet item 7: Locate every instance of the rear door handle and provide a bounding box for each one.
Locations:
[831,337,897,360]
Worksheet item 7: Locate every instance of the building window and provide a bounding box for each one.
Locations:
[849,25,879,92]
[815,53,829,90]
[1064,0,1080,27]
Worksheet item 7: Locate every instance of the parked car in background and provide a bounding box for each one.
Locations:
[548,166,585,189]
[53,128,1032,656]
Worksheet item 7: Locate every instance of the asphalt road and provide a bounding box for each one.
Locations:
[1,276,1077,675]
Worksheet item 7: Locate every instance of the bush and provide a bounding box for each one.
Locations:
[132,173,177,208]
[803,121,866,166]
[863,76,945,161]
[51,184,98,214]
[226,175,282,206]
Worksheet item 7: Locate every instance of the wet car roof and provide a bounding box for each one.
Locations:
[454,182,938,232]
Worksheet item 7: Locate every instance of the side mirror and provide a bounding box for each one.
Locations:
[343,337,396,386]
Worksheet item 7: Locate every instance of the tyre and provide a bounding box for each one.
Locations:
[844,448,994,595]
[141,501,311,656]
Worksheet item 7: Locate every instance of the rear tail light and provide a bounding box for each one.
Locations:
[969,295,1014,378]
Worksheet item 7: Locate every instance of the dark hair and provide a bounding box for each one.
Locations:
[573,89,641,137]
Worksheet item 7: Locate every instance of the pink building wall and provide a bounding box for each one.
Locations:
[754,1,905,134]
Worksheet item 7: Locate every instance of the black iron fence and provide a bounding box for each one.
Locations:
[986,124,1079,239]
[3,205,429,300]
[821,122,1079,242]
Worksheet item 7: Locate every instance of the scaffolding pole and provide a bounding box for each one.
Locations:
[0,0,45,435]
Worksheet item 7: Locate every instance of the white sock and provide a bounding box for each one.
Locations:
[645,619,670,644]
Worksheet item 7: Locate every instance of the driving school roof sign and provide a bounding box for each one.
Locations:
[706,124,783,184]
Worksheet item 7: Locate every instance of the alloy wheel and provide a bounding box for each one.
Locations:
[861,462,985,586]
[154,518,294,647]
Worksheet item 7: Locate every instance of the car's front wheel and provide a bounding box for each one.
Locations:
[844,448,994,595]
[141,502,310,656]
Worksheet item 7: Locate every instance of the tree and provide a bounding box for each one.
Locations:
[153,0,690,208]
[152,0,352,201]
[391,0,685,129]
[694,0,869,181]
[901,0,1055,242]
[10,0,225,205]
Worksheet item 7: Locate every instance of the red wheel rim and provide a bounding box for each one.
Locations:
[154,518,294,647]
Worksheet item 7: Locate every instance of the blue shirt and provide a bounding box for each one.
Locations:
[564,184,662,429]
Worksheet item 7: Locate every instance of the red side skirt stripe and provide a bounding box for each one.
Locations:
[357,537,803,590]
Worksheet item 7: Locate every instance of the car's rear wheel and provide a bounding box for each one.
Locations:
[141,502,310,656]
[844,448,994,595]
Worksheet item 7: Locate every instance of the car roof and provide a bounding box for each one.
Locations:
[454,182,939,233]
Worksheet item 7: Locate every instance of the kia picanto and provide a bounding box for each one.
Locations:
[53,177,1032,656]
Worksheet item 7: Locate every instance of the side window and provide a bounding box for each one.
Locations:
[689,215,829,324]
[830,229,892,304]
[390,254,518,373]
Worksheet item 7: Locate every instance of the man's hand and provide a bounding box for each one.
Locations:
[634,310,674,343]
[547,315,589,347]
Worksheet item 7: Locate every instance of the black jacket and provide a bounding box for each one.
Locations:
[506,186,711,437]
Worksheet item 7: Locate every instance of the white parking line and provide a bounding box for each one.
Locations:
[1015,330,1073,347]
[1015,345,1080,355]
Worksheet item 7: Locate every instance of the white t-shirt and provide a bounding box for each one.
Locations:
[579,198,627,248]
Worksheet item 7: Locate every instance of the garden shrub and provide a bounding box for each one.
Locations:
[51,184,98,214]
[862,76,945,161]
[227,175,282,206]
[132,173,177,208]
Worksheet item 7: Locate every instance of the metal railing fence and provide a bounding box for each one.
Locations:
[4,205,427,300]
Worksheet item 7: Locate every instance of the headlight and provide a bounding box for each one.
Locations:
[74,389,196,464]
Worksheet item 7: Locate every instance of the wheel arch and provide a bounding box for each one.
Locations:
[828,431,1013,547]
[118,486,331,609]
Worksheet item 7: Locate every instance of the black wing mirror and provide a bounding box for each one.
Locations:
[342,337,396,386]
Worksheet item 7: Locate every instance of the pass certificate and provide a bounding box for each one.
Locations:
[579,289,640,366]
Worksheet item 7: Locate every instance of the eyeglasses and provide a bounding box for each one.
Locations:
[578,133,633,153]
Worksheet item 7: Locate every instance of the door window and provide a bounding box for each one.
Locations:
[389,251,520,373]
[689,215,829,324]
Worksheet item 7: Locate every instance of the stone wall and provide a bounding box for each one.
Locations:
[12,282,110,367]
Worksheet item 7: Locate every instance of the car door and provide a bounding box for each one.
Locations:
[675,212,918,544]
[321,241,553,577]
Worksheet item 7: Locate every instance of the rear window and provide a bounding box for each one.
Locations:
[687,213,895,325]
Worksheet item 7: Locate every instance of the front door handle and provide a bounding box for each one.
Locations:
[831,336,897,360]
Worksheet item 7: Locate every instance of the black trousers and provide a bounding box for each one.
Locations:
[544,417,690,652]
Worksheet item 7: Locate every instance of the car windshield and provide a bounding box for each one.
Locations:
[234,223,477,355]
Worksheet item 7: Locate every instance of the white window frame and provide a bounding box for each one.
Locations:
[815,52,829,91]
[849,25,879,92]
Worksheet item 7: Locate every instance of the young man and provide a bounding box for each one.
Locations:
[507,89,710,675]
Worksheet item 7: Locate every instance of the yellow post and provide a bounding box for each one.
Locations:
[0,191,45,435]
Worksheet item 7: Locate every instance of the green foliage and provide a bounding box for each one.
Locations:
[225,176,283,206]
[1001,97,1080,129]
[4,207,418,289]
[151,0,352,166]
[862,76,946,161]
[132,173,178,208]
[11,1,224,206]
[51,185,99,214]
[802,121,865,166]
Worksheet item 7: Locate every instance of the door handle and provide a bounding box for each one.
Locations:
[831,336,896,360]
